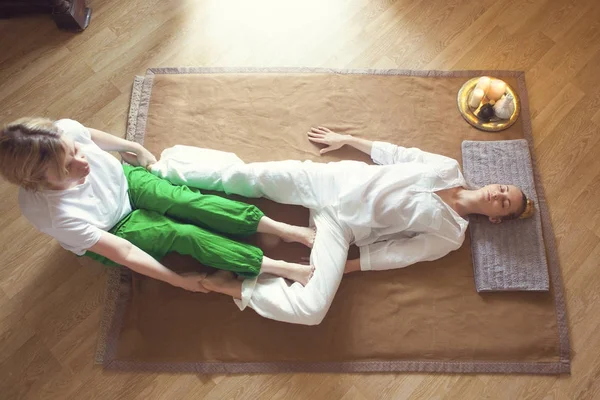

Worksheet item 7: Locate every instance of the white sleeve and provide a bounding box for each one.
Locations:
[19,188,102,256]
[42,219,103,256]
[370,141,456,166]
[359,233,464,271]
[55,119,92,142]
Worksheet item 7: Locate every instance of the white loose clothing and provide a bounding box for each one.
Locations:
[151,142,469,325]
[18,119,132,255]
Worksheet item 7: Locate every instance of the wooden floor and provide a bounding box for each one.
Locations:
[1,0,599,398]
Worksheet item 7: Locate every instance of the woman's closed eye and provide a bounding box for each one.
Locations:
[66,156,74,171]
[65,151,75,173]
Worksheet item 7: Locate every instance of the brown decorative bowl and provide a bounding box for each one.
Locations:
[457,77,520,132]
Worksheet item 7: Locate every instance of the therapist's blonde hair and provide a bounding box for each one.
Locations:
[0,117,68,191]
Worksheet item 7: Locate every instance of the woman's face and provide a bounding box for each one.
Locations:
[45,135,90,189]
[476,184,524,223]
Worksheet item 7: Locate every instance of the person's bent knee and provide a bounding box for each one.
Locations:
[296,310,327,326]
[293,296,330,326]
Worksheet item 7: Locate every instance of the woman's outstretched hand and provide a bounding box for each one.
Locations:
[307,126,349,155]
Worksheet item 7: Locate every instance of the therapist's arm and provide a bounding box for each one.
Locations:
[89,231,209,292]
[88,127,157,168]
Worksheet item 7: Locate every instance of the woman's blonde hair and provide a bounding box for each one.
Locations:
[0,117,68,191]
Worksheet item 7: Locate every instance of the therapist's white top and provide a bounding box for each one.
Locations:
[18,119,132,256]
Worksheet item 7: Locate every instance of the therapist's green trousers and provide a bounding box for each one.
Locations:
[85,165,264,277]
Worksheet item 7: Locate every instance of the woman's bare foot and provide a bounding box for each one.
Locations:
[281,225,317,248]
[344,259,361,274]
[201,270,242,299]
[176,272,210,293]
[202,270,234,289]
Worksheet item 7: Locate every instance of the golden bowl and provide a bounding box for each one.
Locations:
[457,77,520,132]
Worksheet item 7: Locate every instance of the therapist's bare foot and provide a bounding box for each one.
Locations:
[261,259,315,286]
[285,262,315,286]
[282,225,316,248]
[256,232,282,248]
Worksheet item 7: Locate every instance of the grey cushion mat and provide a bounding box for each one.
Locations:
[462,139,550,292]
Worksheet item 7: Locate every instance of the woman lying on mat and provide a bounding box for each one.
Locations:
[150,126,535,325]
[0,118,317,292]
